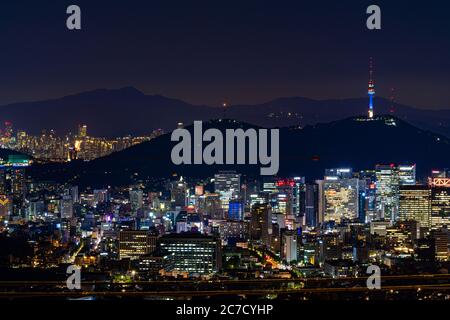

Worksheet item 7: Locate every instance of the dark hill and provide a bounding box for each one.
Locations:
[28,116,450,187]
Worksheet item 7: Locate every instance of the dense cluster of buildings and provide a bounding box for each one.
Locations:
[0,160,448,281]
[0,123,163,161]
[0,70,448,285]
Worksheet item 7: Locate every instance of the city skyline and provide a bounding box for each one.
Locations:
[0,0,449,306]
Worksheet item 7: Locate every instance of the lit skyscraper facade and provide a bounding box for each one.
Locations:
[282,231,298,263]
[399,185,431,228]
[214,171,241,210]
[119,230,157,260]
[375,164,400,222]
[305,183,319,227]
[430,186,450,229]
[398,164,416,186]
[214,171,241,195]
[318,169,360,224]
[227,200,243,221]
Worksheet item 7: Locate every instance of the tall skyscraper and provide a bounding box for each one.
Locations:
[368,58,375,119]
[250,203,272,247]
[214,171,241,210]
[170,178,187,209]
[60,195,74,219]
[282,230,298,263]
[430,186,450,229]
[9,167,26,196]
[375,164,400,222]
[70,186,79,203]
[274,178,296,216]
[431,228,449,261]
[93,189,108,206]
[318,169,360,224]
[130,188,144,212]
[305,183,319,227]
[399,185,431,228]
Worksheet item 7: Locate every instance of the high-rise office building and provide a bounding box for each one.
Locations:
[399,185,431,228]
[227,200,243,221]
[250,203,272,247]
[273,178,305,224]
[214,171,241,195]
[429,177,450,229]
[318,169,359,224]
[218,220,247,244]
[93,189,108,206]
[159,233,221,275]
[305,183,319,227]
[60,195,74,219]
[359,170,377,223]
[398,164,416,186]
[319,234,342,263]
[325,168,353,179]
[119,230,157,260]
[70,186,79,203]
[282,231,298,263]
[129,188,144,212]
[214,171,241,211]
[170,179,187,208]
[10,167,27,197]
[375,164,400,222]
[431,228,449,261]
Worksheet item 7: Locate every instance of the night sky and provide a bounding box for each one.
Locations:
[0,0,449,108]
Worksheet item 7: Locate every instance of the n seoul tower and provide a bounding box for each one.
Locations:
[368,57,375,119]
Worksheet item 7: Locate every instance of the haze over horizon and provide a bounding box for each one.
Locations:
[1,86,449,111]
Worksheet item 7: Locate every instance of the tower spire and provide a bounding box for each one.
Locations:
[368,57,375,119]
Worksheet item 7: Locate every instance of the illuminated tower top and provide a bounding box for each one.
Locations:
[368,58,375,119]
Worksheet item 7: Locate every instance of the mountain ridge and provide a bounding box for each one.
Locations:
[2,87,450,137]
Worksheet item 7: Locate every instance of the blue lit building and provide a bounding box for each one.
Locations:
[228,200,243,221]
